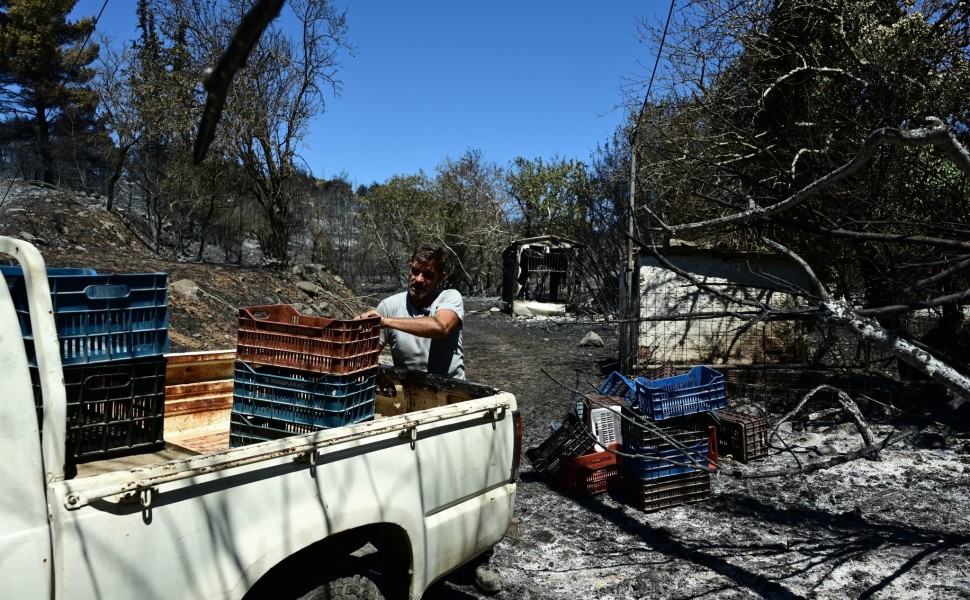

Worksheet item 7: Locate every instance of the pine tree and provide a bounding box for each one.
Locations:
[0,0,99,183]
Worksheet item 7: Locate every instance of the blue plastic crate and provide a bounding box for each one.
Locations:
[622,439,711,480]
[232,361,376,429]
[1,266,169,366]
[633,366,727,420]
[599,371,636,404]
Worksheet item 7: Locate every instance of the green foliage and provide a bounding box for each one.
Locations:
[433,149,511,292]
[507,156,590,238]
[358,172,440,282]
[0,0,99,183]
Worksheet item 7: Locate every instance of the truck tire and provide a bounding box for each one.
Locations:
[297,574,385,600]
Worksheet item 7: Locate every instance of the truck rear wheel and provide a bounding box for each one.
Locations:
[297,574,385,600]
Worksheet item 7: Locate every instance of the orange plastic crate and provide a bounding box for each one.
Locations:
[236,304,381,375]
[560,444,622,496]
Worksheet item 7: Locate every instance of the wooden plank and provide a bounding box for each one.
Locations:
[165,350,236,385]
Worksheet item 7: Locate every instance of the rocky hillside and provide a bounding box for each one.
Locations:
[0,180,374,352]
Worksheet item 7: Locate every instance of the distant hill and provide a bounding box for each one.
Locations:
[0,180,373,352]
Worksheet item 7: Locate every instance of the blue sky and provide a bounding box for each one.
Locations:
[74,1,665,187]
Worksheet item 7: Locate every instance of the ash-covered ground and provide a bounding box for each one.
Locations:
[431,306,970,600]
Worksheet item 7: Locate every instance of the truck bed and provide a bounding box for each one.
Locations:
[74,352,502,479]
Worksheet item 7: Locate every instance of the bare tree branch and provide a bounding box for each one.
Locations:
[661,118,969,235]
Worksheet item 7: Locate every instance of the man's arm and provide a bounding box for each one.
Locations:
[359,308,460,340]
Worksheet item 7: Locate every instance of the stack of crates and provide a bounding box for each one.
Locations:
[559,395,624,495]
[528,396,625,497]
[1,266,170,464]
[620,404,717,511]
[229,304,382,447]
[600,366,727,512]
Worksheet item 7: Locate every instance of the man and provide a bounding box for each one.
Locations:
[360,244,465,379]
[359,245,500,594]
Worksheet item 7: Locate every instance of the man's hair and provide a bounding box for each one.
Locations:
[411,244,447,273]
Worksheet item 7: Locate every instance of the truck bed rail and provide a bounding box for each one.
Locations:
[62,393,513,510]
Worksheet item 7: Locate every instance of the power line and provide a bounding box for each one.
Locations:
[625,0,677,373]
[635,0,677,135]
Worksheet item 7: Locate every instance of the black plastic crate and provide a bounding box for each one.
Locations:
[623,470,711,512]
[525,412,597,480]
[229,411,323,447]
[620,405,710,449]
[30,356,166,462]
[717,408,769,463]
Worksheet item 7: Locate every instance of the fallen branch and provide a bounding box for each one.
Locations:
[724,425,930,479]
[774,384,878,458]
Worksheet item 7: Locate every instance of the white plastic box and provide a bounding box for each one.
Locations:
[588,405,623,449]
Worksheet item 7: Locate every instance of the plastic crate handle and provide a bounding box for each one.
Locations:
[83,372,132,391]
[240,304,334,328]
[84,284,130,300]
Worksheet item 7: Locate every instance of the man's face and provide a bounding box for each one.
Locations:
[408,259,444,307]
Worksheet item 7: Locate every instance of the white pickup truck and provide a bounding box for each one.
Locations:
[0,236,521,600]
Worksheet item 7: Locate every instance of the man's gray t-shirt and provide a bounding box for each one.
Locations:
[376,289,465,379]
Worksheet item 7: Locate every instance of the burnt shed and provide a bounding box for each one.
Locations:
[502,236,583,316]
[618,242,957,412]
[618,241,816,372]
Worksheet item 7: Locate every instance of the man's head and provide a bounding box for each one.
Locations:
[408,244,447,308]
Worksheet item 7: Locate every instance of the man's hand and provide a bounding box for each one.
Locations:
[357,309,383,323]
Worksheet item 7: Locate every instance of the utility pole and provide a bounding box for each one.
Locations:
[622,132,638,375]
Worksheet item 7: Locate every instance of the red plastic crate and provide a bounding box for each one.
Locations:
[236,304,381,375]
[642,363,678,380]
[561,444,622,496]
